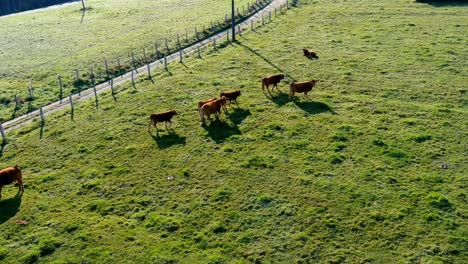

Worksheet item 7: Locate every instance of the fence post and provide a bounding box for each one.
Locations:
[251,20,254,30]
[227,30,229,42]
[40,107,45,125]
[117,57,121,72]
[164,56,168,71]
[69,95,74,118]
[93,84,98,107]
[131,52,136,69]
[28,81,34,100]
[105,59,109,79]
[143,48,148,63]
[131,70,135,86]
[269,11,272,22]
[147,63,151,79]
[179,50,183,63]
[154,42,159,58]
[197,46,201,58]
[211,20,214,29]
[90,67,95,82]
[262,15,264,25]
[213,38,217,49]
[238,25,241,36]
[58,75,63,102]
[110,79,114,95]
[286,0,289,9]
[75,69,80,81]
[0,123,6,144]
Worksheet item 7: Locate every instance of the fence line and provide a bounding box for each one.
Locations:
[2,0,289,135]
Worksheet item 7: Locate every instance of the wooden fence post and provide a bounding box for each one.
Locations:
[154,42,159,57]
[262,14,264,25]
[131,52,136,69]
[197,46,201,58]
[269,11,272,22]
[131,70,135,86]
[251,20,254,30]
[58,75,63,102]
[179,50,183,63]
[93,85,98,107]
[227,30,229,42]
[40,107,45,125]
[69,95,74,118]
[164,56,168,71]
[213,38,217,49]
[147,63,152,79]
[0,123,6,144]
[105,59,109,79]
[75,69,80,81]
[110,79,114,95]
[28,81,34,100]
[238,25,241,36]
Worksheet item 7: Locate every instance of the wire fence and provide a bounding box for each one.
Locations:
[1,0,294,142]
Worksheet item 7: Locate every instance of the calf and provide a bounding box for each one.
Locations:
[148,110,178,132]
[261,74,285,96]
[0,165,23,200]
[289,80,318,100]
[198,97,217,122]
[302,49,317,58]
[220,90,241,106]
[200,97,226,124]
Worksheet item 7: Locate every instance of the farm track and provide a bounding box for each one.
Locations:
[2,0,288,133]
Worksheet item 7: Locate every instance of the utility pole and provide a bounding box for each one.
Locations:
[231,0,236,41]
[81,0,86,10]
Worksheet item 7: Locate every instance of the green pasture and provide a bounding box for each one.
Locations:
[0,0,264,121]
[0,0,467,263]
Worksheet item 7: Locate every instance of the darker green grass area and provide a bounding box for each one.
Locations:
[0,0,467,263]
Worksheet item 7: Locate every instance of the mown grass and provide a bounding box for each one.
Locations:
[0,0,266,121]
[0,0,467,263]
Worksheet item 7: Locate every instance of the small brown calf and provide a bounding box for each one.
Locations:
[220,90,241,105]
[289,80,318,100]
[302,49,317,57]
[148,110,178,132]
[261,74,285,95]
[0,165,23,200]
[200,97,226,124]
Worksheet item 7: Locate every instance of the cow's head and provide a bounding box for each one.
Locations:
[171,110,178,116]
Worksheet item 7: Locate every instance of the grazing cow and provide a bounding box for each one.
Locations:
[302,49,317,58]
[289,80,318,100]
[148,110,178,132]
[220,90,241,106]
[261,74,285,96]
[0,165,23,200]
[200,97,226,124]
[198,97,217,122]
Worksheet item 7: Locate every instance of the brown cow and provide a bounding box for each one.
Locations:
[261,74,285,96]
[148,110,178,132]
[198,97,217,122]
[220,90,241,106]
[0,165,23,200]
[200,97,226,124]
[289,80,318,100]
[303,49,317,58]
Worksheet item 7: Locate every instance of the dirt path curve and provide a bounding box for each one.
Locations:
[2,0,292,133]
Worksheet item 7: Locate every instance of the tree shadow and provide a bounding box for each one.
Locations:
[415,0,468,6]
[0,190,23,225]
[149,131,186,149]
[294,101,336,115]
[202,119,241,143]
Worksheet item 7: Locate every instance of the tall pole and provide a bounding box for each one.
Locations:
[81,0,86,10]
[231,0,236,41]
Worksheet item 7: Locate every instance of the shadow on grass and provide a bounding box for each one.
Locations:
[237,42,297,81]
[294,101,335,115]
[415,0,468,7]
[227,108,251,125]
[150,131,186,149]
[268,92,290,106]
[202,119,241,143]
[0,190,23,225]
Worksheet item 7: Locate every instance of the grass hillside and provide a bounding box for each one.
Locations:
[0,0,261,121]
[0,0,467,263]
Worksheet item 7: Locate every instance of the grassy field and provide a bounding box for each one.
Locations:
[0,0,263,121]
[0,0,467,263]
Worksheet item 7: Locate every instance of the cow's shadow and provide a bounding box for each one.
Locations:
[0,191,23,225]
[293,101,335,115]
[202,119,241,143]
[415,0,468,7]
[226,108,251,125]
[305,55,319,60]
[150,131,186,149]
[268,92,290,106]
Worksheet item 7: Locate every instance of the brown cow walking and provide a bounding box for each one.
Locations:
[220,90,241,106]
[148,110,178,133]
[261,74,285,96]
[302,49,317,58]
[198,97,217,122]
[289,80,318,100]
[200,97,226,124]
[0,165,24,200]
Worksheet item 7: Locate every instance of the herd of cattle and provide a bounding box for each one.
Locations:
[0,50,319,199]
